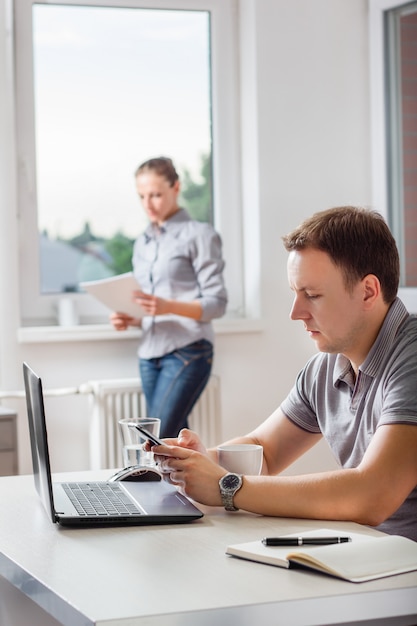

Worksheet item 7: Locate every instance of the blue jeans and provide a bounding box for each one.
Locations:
[139,339,213,438]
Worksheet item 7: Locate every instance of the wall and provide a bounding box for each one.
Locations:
[0,0,371,476]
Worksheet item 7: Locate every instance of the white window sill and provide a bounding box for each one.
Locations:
[17,318,264,344]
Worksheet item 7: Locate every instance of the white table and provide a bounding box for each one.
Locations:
[0,470,416,626]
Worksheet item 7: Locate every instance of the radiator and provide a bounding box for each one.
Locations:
[81,375,222,469]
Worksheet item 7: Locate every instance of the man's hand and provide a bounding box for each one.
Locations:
[177,428,208,455]
[154,442,225,506]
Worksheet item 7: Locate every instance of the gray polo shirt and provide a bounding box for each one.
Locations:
[132,208,227,359]
[281,298,417,540]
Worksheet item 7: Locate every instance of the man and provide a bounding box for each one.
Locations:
[154,206,417,541]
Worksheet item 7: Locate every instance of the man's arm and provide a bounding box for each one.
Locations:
[156,419,417,527]
[206,406,322,474]
[231,423,417,525]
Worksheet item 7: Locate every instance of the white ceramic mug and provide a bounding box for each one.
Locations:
[217,443,263,475]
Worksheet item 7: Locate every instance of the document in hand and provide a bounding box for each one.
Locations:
[80,272,145,318]
[226,529,417,583]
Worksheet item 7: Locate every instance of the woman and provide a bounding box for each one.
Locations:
[110,157,227,437]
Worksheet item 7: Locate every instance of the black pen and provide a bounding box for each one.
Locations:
[262,536,351,546]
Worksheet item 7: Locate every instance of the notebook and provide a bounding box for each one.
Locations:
[23,362,203,527]
[226,529,417,582]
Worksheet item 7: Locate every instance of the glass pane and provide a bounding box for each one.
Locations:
[32,4,212,294]
[385,2,417,287]
[399,8,417,285]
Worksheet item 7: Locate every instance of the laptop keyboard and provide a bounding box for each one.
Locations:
[62,482,143,516]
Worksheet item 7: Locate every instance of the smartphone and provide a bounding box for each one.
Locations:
[130,424,164,447]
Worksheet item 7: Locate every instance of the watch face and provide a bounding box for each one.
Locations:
[222,474,241,490]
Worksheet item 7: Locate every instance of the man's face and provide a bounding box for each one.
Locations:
[287,248,366,358]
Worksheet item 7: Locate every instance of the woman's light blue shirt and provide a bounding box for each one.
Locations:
[132,208,227,359]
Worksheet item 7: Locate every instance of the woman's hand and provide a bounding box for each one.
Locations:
[110,311,140,330]
[132,291,203,320]
[133,290,170,316]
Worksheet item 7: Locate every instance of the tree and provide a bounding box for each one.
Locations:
[105,232,134,275]
[180,153,213,223]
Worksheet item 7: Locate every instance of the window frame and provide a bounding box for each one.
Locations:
[14,0,243,326]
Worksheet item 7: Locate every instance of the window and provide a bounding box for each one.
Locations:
[370,0,417,309]
[385,1,417,286]
[15,0,242,325]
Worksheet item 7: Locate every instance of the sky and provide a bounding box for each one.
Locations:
[33,4,212,239]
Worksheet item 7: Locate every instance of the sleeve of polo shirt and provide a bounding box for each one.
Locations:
[378,338,417,427]
[280,355,323,434]
[192,224,228,322]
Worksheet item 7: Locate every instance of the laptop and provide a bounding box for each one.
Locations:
[23,362,203,527]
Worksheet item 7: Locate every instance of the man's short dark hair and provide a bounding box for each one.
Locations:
[282,206,400,304]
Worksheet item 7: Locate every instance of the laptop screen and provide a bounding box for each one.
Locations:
[23,362,56,522]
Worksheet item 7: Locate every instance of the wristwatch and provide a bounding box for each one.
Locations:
[219,472,243,511]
